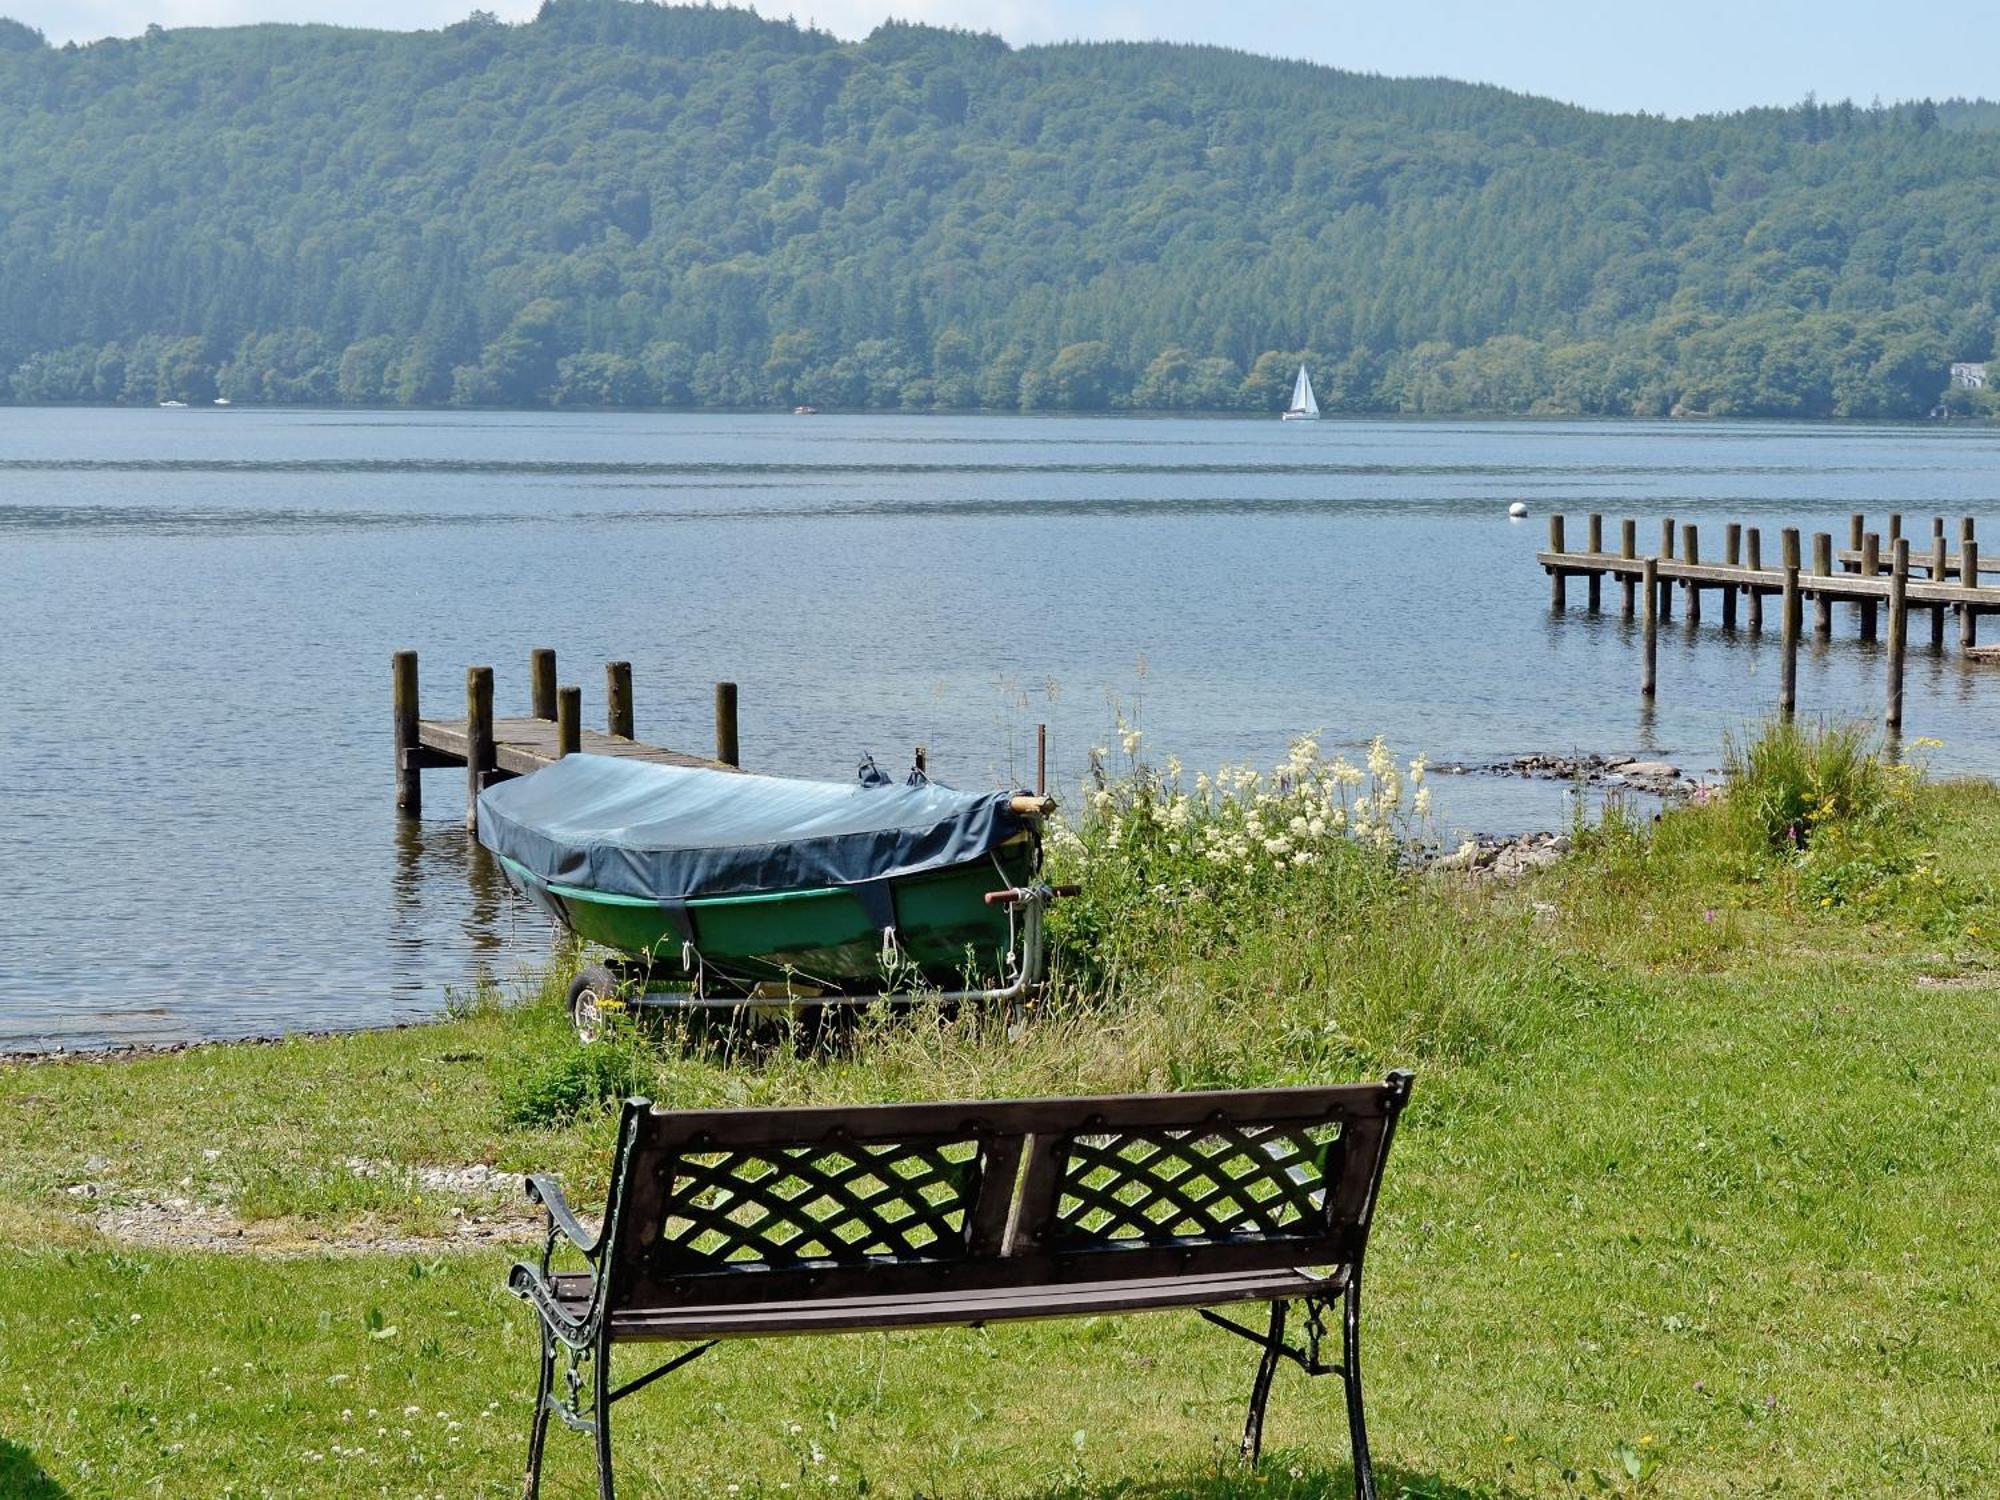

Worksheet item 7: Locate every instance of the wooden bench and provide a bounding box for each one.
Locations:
[509,1071,1415,1500]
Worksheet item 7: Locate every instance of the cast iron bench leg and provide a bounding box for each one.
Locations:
[1239,1299,1289,1464]
[1343,1278,1375,1500]
[594,1330,617,1500]
[523,1324,556,1500]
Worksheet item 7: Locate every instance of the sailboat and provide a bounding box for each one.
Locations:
[1281,363,1320,420]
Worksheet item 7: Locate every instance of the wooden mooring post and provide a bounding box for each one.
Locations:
[606,661,634,739]
[1887,538,1909,732]
[715,681,740,768]
[1746,527,1764,632]
[466,665,495,832]
[1780,557,1800,718]
[1859,533,1881,641]
[393,649,421,814]
[1931,535,1949,647]
[1812,533,1833,638]
[1659,517,1675,620]
[1682,522,1702,624]
[1549,514,1567,609]
[530,647,557,720]
[557,686,582,757]
[1586,514,1603,610]
[1036,723,1048,797]
[1620,519,1637,617]
[1641,556,1658,697]
[1962,517,1979,648]
[1723,522,1741,629]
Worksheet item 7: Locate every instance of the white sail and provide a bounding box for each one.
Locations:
[1282,363,1319,419]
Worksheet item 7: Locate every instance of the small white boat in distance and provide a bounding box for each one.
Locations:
[1281,363,1319,420]
[213,397,231,406]
[158,399,187,408]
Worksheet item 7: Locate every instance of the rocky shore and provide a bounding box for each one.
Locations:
[1431,752,1702,797]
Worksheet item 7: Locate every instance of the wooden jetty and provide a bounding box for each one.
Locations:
[393,650,1056,831]
[392,649,738,830]
[1537,511,1998,731]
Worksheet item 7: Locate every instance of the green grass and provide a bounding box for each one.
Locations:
[2,731,1998,1497]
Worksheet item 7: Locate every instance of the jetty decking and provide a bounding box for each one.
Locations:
[1536,512,1998,729]
[392,648,739,829]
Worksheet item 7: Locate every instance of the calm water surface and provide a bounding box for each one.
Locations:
[4,408,1996,1050]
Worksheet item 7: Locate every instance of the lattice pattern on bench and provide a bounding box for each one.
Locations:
[654,1140,985,1271]
[1051,1122,1342,1247]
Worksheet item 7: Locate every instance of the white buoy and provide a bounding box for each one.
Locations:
[1508,501,1528,518]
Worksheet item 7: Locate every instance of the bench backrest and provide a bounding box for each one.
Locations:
[599,1073,1414,1311]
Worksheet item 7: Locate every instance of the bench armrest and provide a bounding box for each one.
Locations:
[527,1173,599,1257]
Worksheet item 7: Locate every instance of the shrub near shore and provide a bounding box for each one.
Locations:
[0,721,1996,1497]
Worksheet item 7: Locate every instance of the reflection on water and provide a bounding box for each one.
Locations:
[2,407,1996,1050]
[388,817,527,978]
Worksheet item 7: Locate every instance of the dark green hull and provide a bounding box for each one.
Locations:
[498,838,1038,991]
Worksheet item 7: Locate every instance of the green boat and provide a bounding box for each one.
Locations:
[477,753,1059,1037]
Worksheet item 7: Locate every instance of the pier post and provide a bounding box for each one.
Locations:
[1887,538,1909,732]
[1931,535,1948,647]
[1889,513,1903,547]
[1847,514,1864,572]
[1780,563,1800,718]
[1620,519,1637,617]
[1812,533,1833,639]
[1934,515,1946,543]
[393,649,421,815]
[530,648,557,721]
[1549,514,1567,610]
[1723,523,1741,629]
[1659,517,1675,620]
[715,682,740,768]
[1747,528,1764,632]
[1963,540,1981,649]
[1641,556,1658,698]
[914,745,928,776]
[557,686,581,757]
[466,665,494,832]
[1860,534,1880,641]
[1036,723,1048,797]
[1682,522,1701,624]
[1587,513,1603,610]
[606,660,634,739]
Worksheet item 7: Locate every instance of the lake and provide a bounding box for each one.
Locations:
[4,407,1997,1051]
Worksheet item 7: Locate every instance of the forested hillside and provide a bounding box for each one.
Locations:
[2,1,1998,417]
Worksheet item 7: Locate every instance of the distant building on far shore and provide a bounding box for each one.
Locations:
[1950,361,1987,389]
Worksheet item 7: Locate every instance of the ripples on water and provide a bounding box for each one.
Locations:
[3,408,1996,1050]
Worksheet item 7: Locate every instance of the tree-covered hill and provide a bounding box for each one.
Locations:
[2,1,1998,417]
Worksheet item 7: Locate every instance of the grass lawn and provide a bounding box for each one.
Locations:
[3,743,1997,1498]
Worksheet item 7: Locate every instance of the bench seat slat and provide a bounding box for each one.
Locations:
[552,1266,1340,1341]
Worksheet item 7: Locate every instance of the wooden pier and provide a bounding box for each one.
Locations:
[1537,511,1998,730]
[392,648,738,830]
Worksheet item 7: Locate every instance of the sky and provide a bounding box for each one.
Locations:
[8,0,1996,118]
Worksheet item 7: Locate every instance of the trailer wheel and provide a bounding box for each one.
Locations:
[567,963,620,1045]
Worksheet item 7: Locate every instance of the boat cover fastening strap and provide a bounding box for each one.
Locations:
[476,753,1032,903]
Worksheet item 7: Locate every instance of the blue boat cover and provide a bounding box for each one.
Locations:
[475,753,1032,902]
